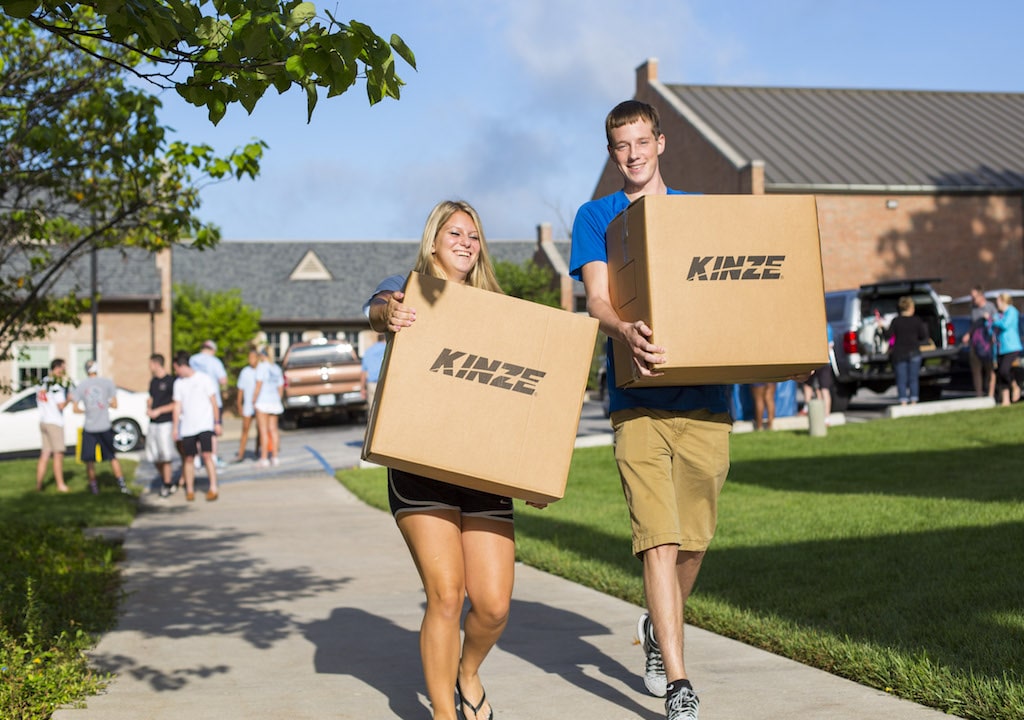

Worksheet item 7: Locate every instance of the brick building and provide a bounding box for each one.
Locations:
[593,59,1024,296]
[0,248,171,400]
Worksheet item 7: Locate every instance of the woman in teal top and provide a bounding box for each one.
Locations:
[989,292,1022,405]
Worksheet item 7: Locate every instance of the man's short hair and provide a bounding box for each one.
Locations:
[150,353,165,367]
[50,358,65,371]
[173,350,191,367]
[605,100,662,146]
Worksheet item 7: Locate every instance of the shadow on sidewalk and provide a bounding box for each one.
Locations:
[89,522,352,689]
[303,599,661,720]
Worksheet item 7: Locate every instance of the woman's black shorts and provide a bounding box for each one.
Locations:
[388,468,514,523]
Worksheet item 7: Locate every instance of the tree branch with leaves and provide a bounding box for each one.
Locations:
[0,1,416,123]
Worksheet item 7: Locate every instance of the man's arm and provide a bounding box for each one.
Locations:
[172,401,181,440]
[210,393,222,435]
[580,261,666,377]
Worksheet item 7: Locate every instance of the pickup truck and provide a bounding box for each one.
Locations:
[826,279,959,410]
[280,339,366,428]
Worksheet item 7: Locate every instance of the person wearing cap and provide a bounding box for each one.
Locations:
[189,339,228,467]
[68,359,130,495]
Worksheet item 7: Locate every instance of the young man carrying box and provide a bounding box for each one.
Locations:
[570,100,731,720]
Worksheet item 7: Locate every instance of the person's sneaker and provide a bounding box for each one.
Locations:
[116,477,131,495]
[159,484,173,498]
[89,481,99,495]
[637,612,666,697]
[665,681,700,720]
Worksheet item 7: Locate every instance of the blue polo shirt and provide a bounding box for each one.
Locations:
[570,190,729,415]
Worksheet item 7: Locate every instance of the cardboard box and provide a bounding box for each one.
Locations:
[607,194,828,387]
[362,272,599,504]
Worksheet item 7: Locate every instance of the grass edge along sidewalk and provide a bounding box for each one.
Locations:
[338,406,1024,720]
[0,460,137,720]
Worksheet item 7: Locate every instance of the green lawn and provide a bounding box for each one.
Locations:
[0,457,137,719]
[339,406,1024,720]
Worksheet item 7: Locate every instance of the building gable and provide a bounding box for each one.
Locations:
[288,249,334,281]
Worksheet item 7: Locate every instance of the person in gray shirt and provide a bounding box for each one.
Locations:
[961,286,997,398]
[69,359,129,494]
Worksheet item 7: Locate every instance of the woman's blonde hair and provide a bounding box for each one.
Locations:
[898,296,915,314]
[413,200,502,293]
[998,292,1013,307]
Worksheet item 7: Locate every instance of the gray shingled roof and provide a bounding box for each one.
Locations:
[172,240,564,323]
[665,84,1024,192]
[62,247,162,300]
[7,246,162,302]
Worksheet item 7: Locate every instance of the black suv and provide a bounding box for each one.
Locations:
[826,279,958,411]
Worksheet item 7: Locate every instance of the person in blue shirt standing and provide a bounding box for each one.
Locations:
[570,100,730,720]
[360,333,387,412]
[990,292,1022,405]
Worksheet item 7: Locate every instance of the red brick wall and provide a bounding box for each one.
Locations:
[815,194,1024,294]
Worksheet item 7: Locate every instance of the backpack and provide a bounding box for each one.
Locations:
[971,326,992,359]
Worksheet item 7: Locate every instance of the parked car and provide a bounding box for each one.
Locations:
[0,385,149,458]
[280,339,366,428]
[826,279,959,411]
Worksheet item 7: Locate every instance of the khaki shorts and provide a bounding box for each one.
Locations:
[611,408,732,556]
[40,423,65,454]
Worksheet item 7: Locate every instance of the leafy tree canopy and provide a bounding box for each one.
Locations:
[0,12,267,376]
[495,259,562,308]
[172,283,261,382]
[0,3,413,390]
[0,1,416,124]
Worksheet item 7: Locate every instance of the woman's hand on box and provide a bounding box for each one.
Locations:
[372,291,417,333]
[625,320,666,377]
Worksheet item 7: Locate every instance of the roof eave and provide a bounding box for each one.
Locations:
[766,183,1024,195]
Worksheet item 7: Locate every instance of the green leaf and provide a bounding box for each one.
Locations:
[1,0,41,19]
[286,1,316,31]
[285,53,306,80]
[305,81,318,122]
[390,33,416,70]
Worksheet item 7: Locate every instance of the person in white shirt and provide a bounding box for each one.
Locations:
[36,358,72,492]
[172,351,221,502]
[233,348,261,462]
[253,347,284,468]
[189,339,228,466]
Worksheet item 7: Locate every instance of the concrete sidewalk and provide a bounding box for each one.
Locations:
[54,470,959,720]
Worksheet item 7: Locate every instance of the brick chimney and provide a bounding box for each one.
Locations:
[637,58,658,94]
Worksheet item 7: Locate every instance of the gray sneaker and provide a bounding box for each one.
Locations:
[665,682,700,720]
[637,612,666,697]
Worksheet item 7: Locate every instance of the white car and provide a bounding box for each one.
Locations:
[0,385,150,457]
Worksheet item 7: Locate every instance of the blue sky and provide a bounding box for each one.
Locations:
[152,0,1024,242]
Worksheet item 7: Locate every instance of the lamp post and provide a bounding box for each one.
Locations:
[90,243,98,362]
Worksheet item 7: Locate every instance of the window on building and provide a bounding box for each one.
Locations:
[263,331,283,362]
[72,345,93,386]
[14,344,50,390]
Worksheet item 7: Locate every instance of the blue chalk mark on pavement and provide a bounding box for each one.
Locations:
[304,445,335,476]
